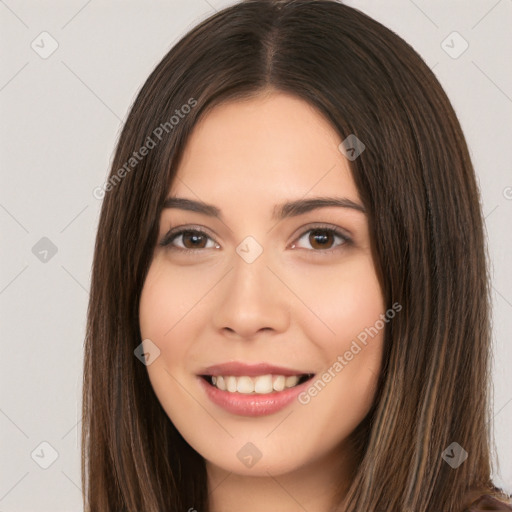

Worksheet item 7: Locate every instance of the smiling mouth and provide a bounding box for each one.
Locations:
[200,373,315,394]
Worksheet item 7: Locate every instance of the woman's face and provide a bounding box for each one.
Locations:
[139,91,386,477]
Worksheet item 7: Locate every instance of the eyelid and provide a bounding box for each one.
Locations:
[159,222,352,253]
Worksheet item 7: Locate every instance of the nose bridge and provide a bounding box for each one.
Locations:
[212,239,290,337]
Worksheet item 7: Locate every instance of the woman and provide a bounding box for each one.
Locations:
[82,1,511,510]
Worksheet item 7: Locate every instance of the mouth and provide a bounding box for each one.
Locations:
[199,373,315,394]
[196,361,316,416]
[197,369,316,417]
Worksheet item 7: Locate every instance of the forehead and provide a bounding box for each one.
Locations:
[170,92,360,209]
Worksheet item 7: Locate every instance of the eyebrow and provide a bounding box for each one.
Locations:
[162,196,366,221]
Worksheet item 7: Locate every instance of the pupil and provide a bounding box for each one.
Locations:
[184,231,206,248]
[310,230,332,249]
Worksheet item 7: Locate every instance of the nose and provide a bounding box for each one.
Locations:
[212,250,291,340]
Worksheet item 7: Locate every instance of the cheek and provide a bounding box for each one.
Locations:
[138,261,203,427]
[290,252,385,346]
[292,254,385,423]
[138,261,198,406]
[139,259,204,356]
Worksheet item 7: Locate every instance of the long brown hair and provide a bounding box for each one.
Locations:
[82,1,509,510]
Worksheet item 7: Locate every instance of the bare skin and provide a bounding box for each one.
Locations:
[139,90,386,512]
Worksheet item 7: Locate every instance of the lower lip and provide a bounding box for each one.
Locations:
[198,376,313,417]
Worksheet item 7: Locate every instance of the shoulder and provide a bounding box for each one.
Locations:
[464,494,512,511]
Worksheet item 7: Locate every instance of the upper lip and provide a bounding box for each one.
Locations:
[199,361,314,377]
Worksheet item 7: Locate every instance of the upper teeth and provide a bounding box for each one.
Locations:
[211,374,301,394]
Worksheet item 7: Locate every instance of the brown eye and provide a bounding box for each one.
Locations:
[180,230,209,249]
[294,227,350,252]
[308,229,336,250]
[160,228,219,251]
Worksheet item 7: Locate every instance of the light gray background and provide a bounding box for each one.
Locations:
[1,1,511,510]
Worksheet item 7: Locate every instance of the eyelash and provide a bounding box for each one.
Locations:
[159,224,352,256]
